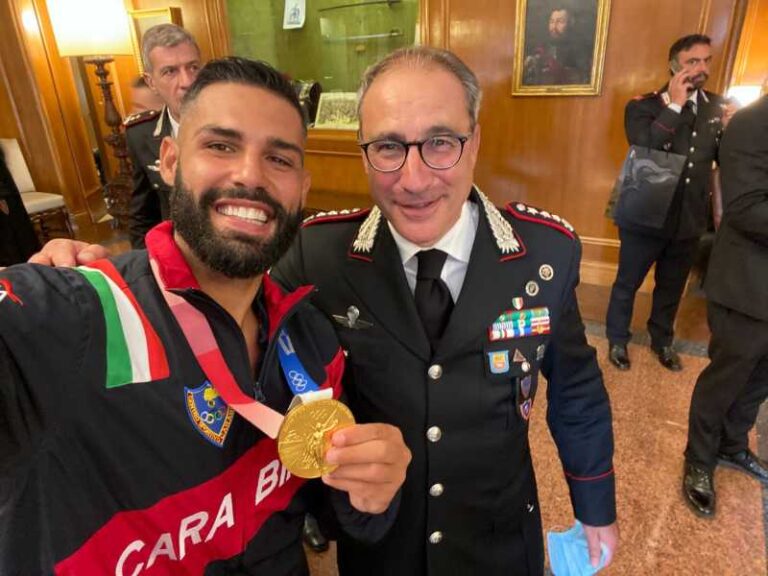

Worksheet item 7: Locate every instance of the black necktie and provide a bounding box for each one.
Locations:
[415,249,454,349]
[682,100,696,127]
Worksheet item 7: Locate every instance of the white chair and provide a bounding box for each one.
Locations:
[0,138,73,241]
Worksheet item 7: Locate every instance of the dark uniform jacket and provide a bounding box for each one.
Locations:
[0,222,389,575]
[705,95,768,321]
[622,87,725,239]
[272,188,615,575]
[125,106,173,249]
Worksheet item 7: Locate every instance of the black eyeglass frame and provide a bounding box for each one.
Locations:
[359,133,471,173]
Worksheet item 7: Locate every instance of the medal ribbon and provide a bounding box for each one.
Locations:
[276,330,320,395]
[150,259,284,439]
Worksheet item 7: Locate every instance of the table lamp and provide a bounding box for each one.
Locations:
[47,0,135,228]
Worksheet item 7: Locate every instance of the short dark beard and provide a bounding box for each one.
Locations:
[170,171,302,279]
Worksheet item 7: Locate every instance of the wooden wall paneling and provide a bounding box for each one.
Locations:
[716,0,749,90]
[436,0,741,286]
[203,0,231,58]
[25,0,107,223]
[0,0,107,228]
[0,0,65,202]
[129,0,220,63]
[203,0,751,285]
[304,130,370,211]
[732,0,768,86]
[0,56,23,141]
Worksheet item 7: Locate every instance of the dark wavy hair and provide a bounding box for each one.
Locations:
[180,57,305,133]
[668,34,711,62]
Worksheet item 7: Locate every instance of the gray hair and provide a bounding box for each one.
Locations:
[356,46,482,132]
[141,24,200,73]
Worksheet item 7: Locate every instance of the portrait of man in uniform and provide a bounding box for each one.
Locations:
[513,0,611,96]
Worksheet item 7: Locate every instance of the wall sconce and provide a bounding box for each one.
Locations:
[47,0,135,228]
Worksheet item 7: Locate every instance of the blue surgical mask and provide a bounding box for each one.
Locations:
[547,520,608,576]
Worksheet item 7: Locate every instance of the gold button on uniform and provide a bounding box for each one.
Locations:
[430,483,444,497]
[428,364,443,380]
[429,531,443,544]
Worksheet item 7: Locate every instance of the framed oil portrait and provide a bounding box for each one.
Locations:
[512,0,611,96]
[313,92,359,130]
[128,7,184,73]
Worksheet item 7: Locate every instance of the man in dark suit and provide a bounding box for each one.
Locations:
[682,93,768,517]
[606,34,734,372]
[125,24,201,249]
[272,46,618,575]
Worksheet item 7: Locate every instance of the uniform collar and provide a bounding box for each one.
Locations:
[388,200,477,268]
[350,187,521,260]
[659,88,708,110]
[153,106,175,138]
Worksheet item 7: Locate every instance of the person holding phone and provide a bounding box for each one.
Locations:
[605,34,733,373]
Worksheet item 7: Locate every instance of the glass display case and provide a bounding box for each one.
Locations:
[227,0,419,127]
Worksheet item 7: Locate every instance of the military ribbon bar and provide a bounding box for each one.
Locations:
[488,306,551,341]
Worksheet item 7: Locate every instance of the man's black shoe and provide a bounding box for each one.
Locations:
[652,345,682,372]
[608,343,630,370]
[682,461,715,518]
[717,450,768,485]
[303,513,329,553]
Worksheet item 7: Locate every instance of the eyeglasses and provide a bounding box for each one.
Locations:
[359,133,470,173]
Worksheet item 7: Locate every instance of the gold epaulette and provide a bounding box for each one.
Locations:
[123,109,161,128]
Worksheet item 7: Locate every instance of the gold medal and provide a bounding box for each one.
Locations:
[277,398,355,479]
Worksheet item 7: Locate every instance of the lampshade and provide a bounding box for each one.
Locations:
[47,0,133,57]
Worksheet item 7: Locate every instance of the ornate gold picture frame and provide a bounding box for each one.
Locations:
[512,0,611,96]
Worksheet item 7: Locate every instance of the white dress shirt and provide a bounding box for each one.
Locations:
[389,200,479,303]
[168,111,180,138]
[667,89,701,115]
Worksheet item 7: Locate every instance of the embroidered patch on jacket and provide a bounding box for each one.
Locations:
[185,380,234,447]
[488,350,510,374]
[0,279,23,306]
[488,307,551,341]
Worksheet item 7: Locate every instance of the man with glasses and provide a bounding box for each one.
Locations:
[30,46,618,575]
[274,46,618,575]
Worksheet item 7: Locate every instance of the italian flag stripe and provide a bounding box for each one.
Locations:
[88,260,170,381]
[76,263,169,388]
